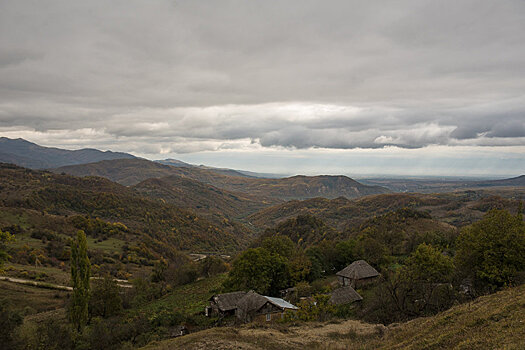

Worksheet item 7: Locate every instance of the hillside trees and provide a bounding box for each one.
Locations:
[364,243,455,323]
[0,229,14,272]
[455,208,525,290]
[0,299,23,350]
[89,275,122,318]
[70,230,91,331]
[224,246,290,295]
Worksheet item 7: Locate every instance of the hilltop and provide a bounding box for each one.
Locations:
[0,137,135,169]
[143,284,525,350]
[54,158,390,201]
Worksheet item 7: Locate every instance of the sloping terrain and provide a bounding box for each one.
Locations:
[260,214,342,246]
[55,158,390,200]
[157,159,285,178]
[54,158,177,186]
[0,163,245,253]
[480,174,525,186]
[249,191,524,231]
[0,137,134,169]
[133,175,278,220]
[143,284,525,350]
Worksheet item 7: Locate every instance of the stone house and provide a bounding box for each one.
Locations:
[336,260,380,288]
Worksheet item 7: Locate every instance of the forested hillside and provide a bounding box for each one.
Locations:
[0,163,246,257]
[249,190,524,230]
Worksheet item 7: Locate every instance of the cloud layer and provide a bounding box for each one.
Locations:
[0,0,524,169]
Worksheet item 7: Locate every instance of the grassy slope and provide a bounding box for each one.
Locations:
[0,280,69,313]
[143,284,525,350]
[138,274,227,317]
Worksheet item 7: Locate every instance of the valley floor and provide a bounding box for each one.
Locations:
[143,284,525,350]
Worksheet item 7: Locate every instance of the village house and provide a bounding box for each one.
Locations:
[206,290,299,323]
[236,291,299,323]
[329,285,363,305]
[336,260,380,288]
[206,291,247,318]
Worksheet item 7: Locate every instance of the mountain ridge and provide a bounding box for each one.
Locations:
[53,158,391,201]
[0,137,135,169]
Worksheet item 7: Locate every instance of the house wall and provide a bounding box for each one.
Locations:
[338,275,349,286]
[354,276,379,288]
[253,311,284,323]
[338,275,379,288]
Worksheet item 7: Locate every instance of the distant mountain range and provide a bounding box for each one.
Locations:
[0,137,135,169]
[1,138,522,204]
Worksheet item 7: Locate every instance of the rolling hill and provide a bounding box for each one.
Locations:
[54,158,390,201]
[249,190,524,231]
[0,163,246,254]
[0,137,135,169]
[132,175,279,219]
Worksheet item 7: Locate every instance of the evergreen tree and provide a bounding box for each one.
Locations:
[69,230,91,331]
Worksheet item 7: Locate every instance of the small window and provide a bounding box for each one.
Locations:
[266,313,271,321]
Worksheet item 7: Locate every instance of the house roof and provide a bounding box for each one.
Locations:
[236,291,269,316]
[210,291,247,312]
[330,286,363,305]
[265,296,299,310]
[336,260,380,280]
[236,291,299,316]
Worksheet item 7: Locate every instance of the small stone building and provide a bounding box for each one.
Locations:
[235,291,299,323]
[206,291,247,317]
[336,260,380,288]
[329,285,363,305]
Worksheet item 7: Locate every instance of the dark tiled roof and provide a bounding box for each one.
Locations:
[236,291,268,316]
[236,291,299,316]
[336,260,380,280]
[330,286,363,305]
[210,291,247,311]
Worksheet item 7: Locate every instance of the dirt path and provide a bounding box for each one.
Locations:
[0,275,73,291]
[0,275,133,290]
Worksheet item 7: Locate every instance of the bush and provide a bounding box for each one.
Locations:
[14,318,74,350]
[198,256,229,278]
[89,275,123,318]
[0,299,23,349]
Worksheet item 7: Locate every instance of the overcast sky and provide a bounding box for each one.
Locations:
[1,0,524,177]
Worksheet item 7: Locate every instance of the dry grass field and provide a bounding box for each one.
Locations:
[143,284,525,350]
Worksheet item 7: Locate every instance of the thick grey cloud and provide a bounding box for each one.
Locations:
[0,0,524,160]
